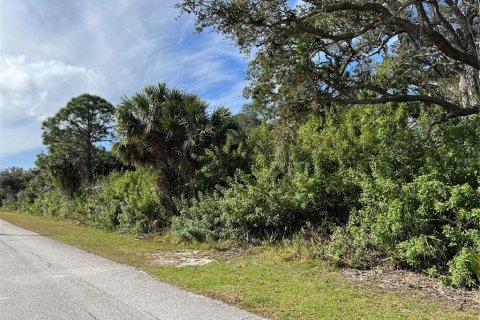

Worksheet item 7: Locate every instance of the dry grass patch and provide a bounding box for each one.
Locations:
[342,268,480,313]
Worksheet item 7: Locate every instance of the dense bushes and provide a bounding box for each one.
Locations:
[324,107,480,287]
[172,105,413,242]
[19,169,163,234]
[0,167,37,209]
[340,109,479,287]
[173,168,326,241]
[3,101,480,287]
[172,104,480,286]
[172,119,350,242]
[79,169,163,233]
[329,177,480,286]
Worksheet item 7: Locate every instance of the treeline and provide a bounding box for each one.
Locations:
[3,0,480,288]
[2,87,479,288]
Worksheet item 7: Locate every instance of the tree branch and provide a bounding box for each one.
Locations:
[312,1,480,68]
[334,94,480,117]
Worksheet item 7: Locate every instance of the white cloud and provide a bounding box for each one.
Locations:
[0,54,106,156]
[0,0,247,165]
[206,80,249,113]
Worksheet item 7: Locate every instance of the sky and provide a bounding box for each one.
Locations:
[0,0,248,169]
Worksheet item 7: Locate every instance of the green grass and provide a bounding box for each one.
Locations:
[1,211,477,320]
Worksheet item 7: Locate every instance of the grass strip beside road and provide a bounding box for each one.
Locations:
[0,211,477,320]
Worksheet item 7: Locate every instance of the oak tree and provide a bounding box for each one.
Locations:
[178,0,480,121]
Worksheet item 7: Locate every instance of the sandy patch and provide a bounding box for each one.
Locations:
[148,249,241,267]
[342,268,480,313]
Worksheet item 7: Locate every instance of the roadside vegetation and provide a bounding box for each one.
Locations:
[1,211,477,320]
[1,0,480,317]
[2,100,479,289]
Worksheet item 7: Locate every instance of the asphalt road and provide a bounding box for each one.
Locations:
[0,219,265,320]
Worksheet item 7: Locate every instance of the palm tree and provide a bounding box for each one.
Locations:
[113,83,237,217]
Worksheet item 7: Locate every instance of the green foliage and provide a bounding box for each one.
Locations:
[396,235,443,270]
[18,170,53,212]
[29,188,72,218]
[173,103,480,287]
[468,250,480,283]
[172,192,223,241]
[114,83,239,217]
[173,113,359,242]
[190,130,252,192]
[21,169,163,234]
[448,248,479,288]
[40,94,116,196]
[79,169,164,234]
[0,167,37,209]
[323,107,480,285]
[231,103,263,134]
[36,152,82,199]
[174,104,415,243]
[6,84,480,290]
[178,0,480,121]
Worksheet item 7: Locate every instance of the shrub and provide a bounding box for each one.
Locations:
[80,169,164,234]
[20,168,165,235]
[448,248,479,287]
[320,107,480,286]
[0,167,37,209]
[174,105,480,287]
[173,116,362,242]
[29,188,72,218]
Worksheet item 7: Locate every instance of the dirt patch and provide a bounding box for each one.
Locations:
[341,268,480,313]
[148,249,242,267]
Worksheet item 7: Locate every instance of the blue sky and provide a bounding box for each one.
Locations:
[0,0,248,168]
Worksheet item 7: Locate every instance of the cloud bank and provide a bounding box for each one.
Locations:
[0,55,106,156]
[0,0,247,167]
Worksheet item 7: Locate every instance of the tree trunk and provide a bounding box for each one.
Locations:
[158,163,180,219]
[86,145,93,186]
[459,65,480,107]
[85,110,93,186]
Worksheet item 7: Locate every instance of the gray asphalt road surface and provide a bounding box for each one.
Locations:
[0,219,266,320]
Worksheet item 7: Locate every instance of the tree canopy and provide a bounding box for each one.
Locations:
[0,167,36,207]
[40,94,116,195]
[113,83,238,216]
[177,0,480,121]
